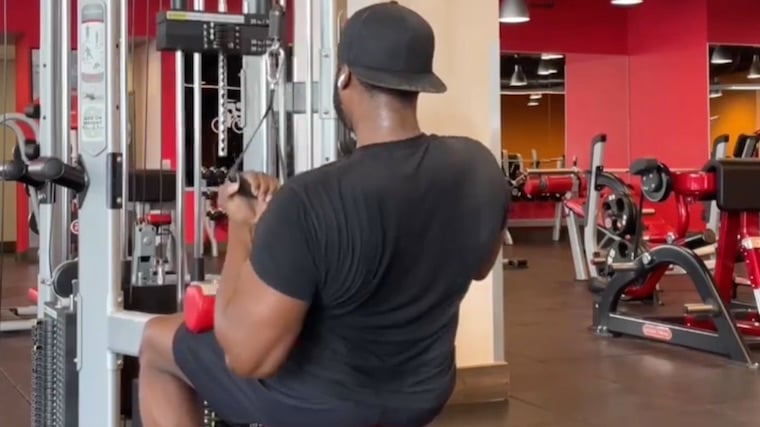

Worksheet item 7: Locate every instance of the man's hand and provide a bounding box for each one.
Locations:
[219,172,280,227]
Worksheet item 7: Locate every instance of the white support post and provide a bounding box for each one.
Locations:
[76,0,124,425]
[242,0,272,174]
[317,0,343,166]
[37,0,65,311]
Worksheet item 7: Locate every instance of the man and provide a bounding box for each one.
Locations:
[137,2,509,426]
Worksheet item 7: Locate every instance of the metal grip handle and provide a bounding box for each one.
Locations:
[27,157,87,193]
[227,172,256,200]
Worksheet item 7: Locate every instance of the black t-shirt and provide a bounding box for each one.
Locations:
[250,134,509,409]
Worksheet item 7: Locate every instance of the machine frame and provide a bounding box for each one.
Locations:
[29,0,342,425]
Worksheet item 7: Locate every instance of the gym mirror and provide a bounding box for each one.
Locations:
[500,52,566,176]
[708,44,760,157]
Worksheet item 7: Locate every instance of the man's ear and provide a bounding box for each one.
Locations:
[337,68,352,90]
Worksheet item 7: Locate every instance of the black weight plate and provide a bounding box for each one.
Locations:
[52,259,78,299]
[600,192,638,237]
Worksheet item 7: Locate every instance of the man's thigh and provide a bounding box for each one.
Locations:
[172,325,264,424]
[172,326,382,427]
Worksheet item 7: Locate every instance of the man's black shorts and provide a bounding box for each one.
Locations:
[172,325,444,427]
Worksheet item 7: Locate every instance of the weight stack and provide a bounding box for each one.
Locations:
[32,307,79,427]
[31,320,49,427]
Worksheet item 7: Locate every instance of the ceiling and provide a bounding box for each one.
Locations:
[501,53,566,92]
[709,44,760,81]
[502,45,760,92]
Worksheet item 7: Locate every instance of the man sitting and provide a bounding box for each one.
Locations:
[137,2,509,426]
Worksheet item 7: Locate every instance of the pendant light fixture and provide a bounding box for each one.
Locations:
[499,0,530,24]
[611,0,643,5]
[709,78,722,99]
[710,46,733,65]
[509,64,528,86]
[541,53,563,60]
[537,59,558,76]
[748,54,760,79]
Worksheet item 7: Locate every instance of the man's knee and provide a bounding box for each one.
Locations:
[139,314,183,366]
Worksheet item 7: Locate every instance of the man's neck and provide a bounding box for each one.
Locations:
[354,116,422,148]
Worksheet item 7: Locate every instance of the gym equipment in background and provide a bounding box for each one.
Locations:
[0,113,43,333]
[591,157,760,366]
[564,135,725,286]
[503,149,567,242]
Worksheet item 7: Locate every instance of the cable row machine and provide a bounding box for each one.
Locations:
[0,0,343,425]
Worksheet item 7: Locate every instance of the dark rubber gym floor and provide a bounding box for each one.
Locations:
[3,230,760,426]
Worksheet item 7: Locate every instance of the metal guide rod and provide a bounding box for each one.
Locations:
[76,0,124,423]
[37,0,63,308]
[217,0,228,158]
[318,0,341,166]
[119,0,129,259]
[59,0,72,260]
[305,0,314,169]
[277,50,287,181]
[192,0,205,281]
[173,0,188,302]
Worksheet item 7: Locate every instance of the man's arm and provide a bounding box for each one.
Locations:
[214,186,318,378]
[474,179,511,281]
[474,211,508,280]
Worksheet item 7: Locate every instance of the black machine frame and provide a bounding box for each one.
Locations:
[591,244,756,366]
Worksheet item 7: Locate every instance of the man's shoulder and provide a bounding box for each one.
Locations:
[427,134,495,158]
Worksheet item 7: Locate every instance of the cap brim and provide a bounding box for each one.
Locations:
[350,66,447,94]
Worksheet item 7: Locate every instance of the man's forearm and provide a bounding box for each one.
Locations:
[216,224,254,316]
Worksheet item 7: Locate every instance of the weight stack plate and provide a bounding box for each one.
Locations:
[31,320,48,427]
[51,306,79,427]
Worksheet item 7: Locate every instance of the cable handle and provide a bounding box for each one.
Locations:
[226,171,257,200]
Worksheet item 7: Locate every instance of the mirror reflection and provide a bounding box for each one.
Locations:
[708,44,760,157]
[500,52,566,172]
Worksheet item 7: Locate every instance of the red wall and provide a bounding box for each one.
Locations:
[565,54,630,169]
[708,0,760,45]
[499,0,628,55]
[627,0,710,228]
[627,0,710,167]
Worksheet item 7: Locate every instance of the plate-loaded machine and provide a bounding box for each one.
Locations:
[12,0,342,425]
[564,135,725,284]
[591,157,760,367]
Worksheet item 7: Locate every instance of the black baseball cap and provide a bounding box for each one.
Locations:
[338,2,447,94]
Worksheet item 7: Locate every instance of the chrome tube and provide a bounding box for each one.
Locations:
[305,0,314,169]
[59,0,72,260]
[192,0,205,280]
[175,51,186,305]
[277,53,287,182]
[119,0,129,258]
